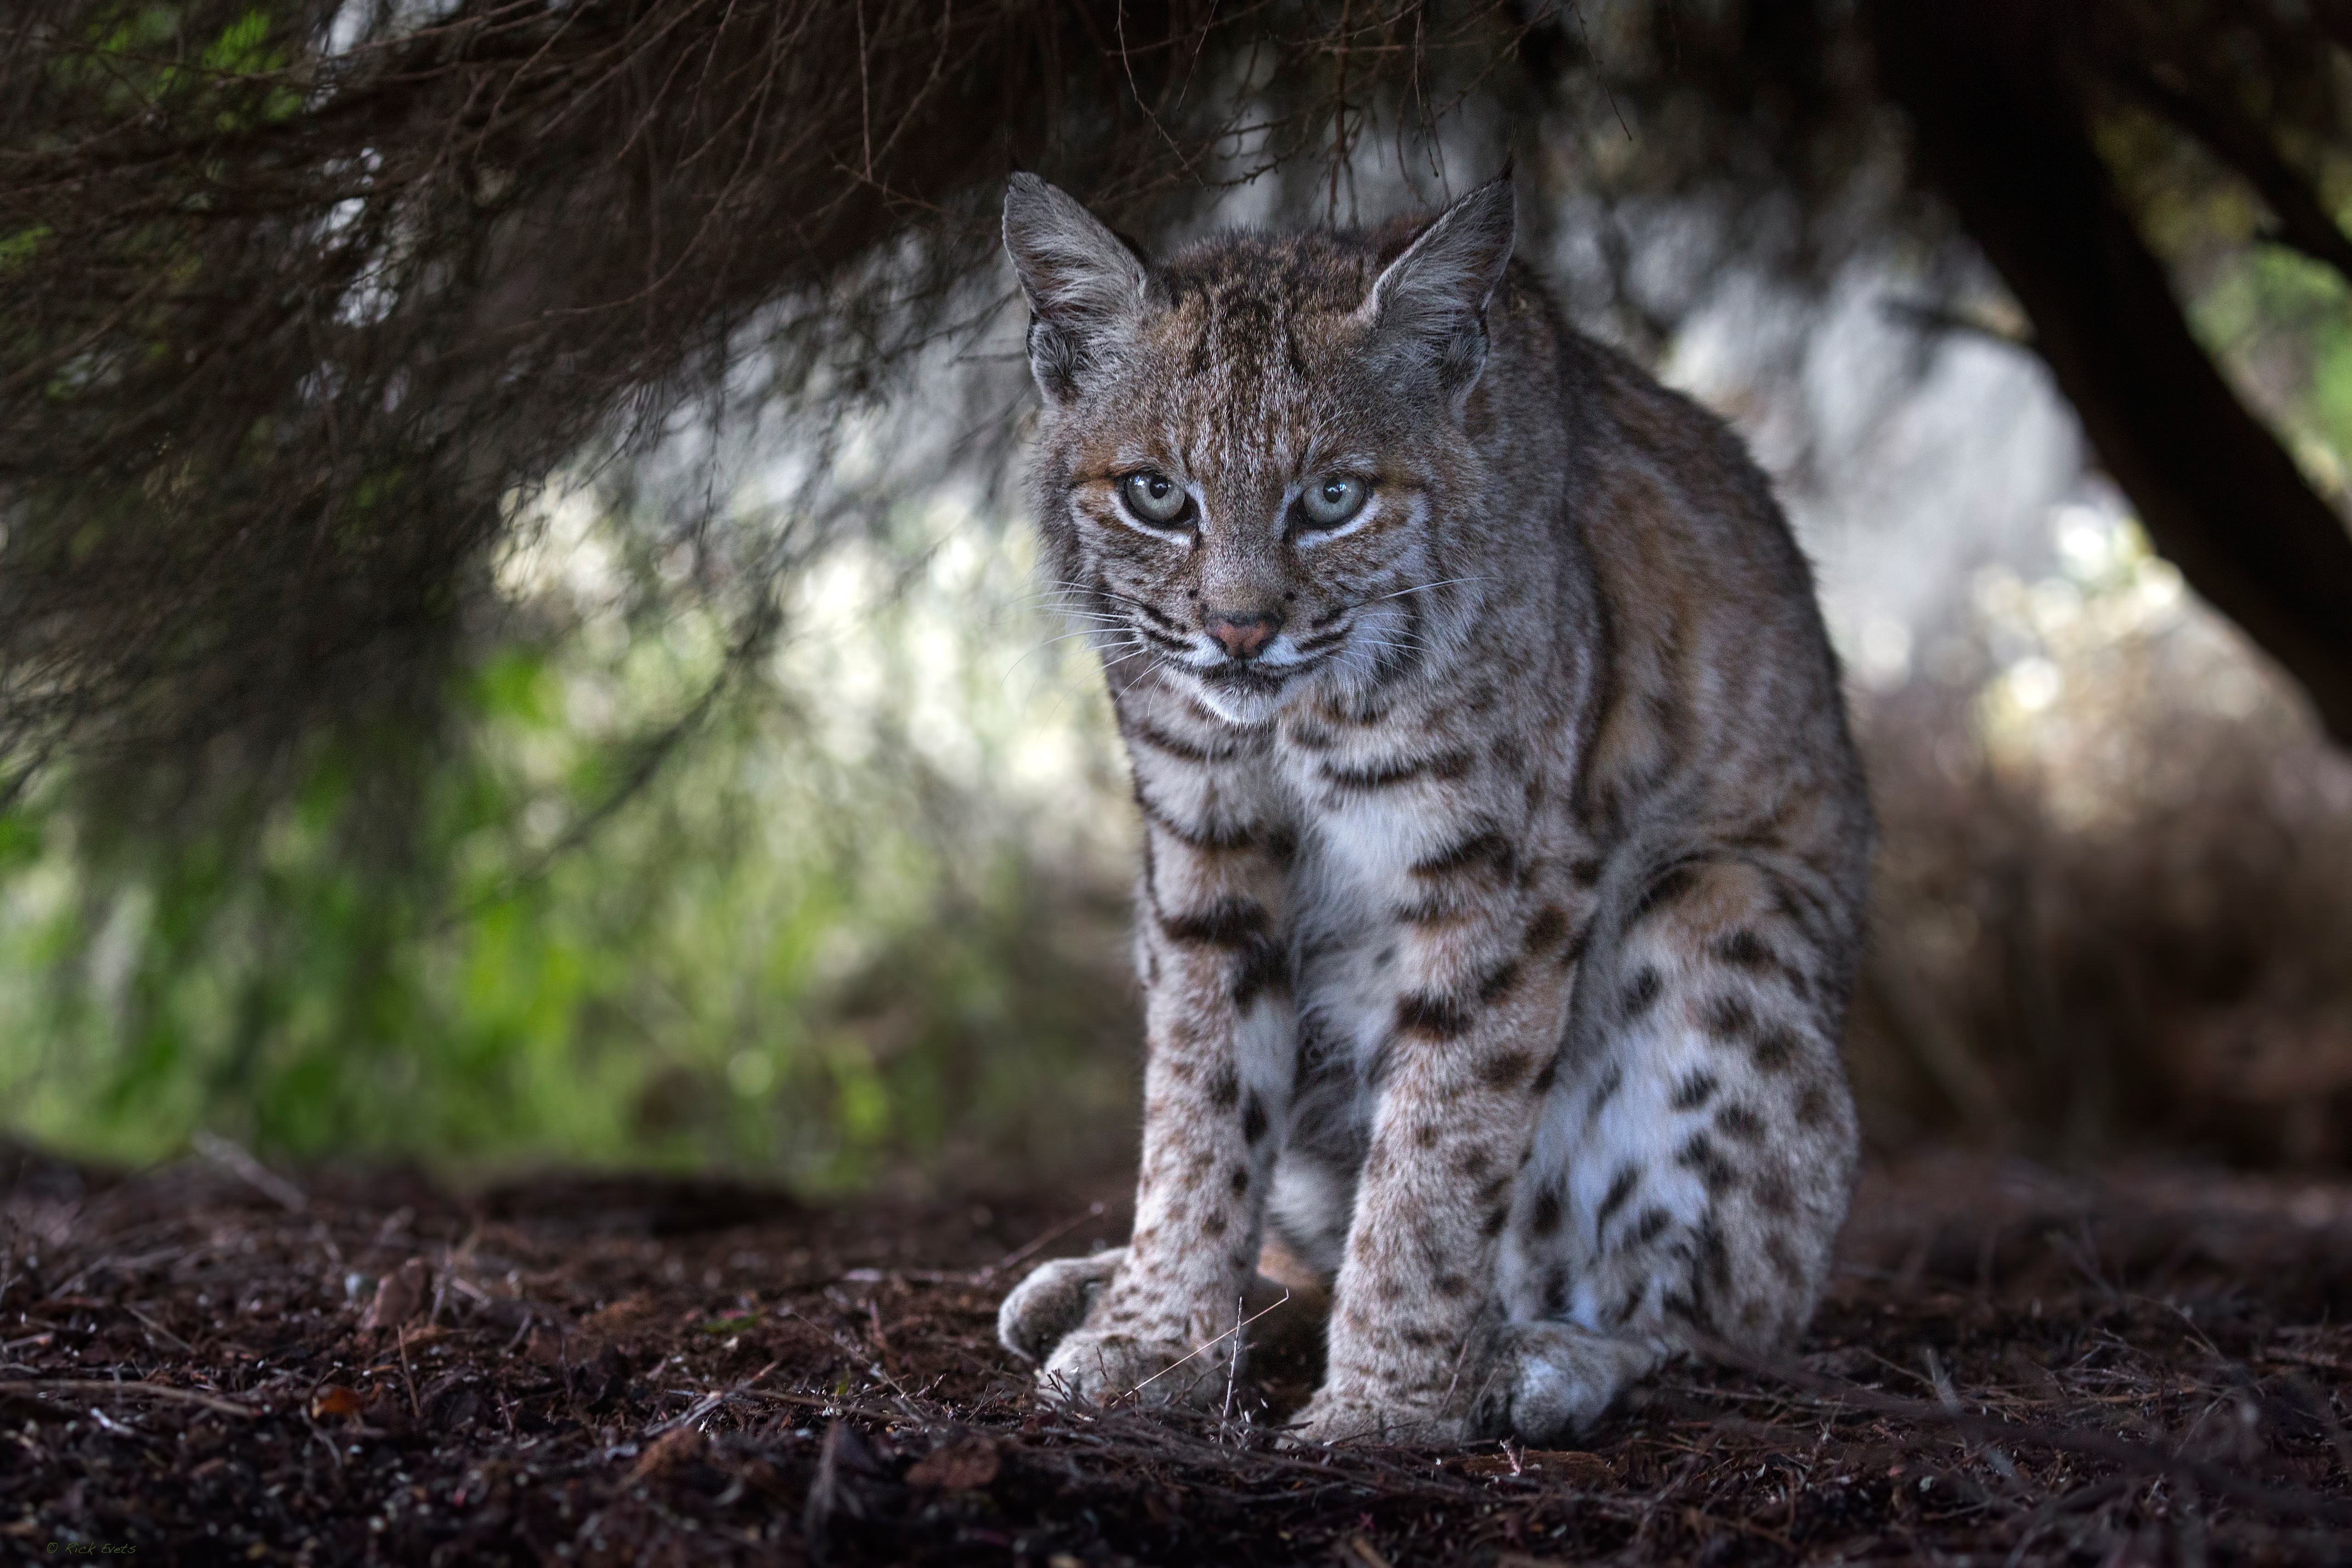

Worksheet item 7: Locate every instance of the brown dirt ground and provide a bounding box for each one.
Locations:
[6,1147,2352,1566]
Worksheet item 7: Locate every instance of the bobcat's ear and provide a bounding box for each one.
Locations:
[1004,174,1156,406]
[1357,175,1516,414]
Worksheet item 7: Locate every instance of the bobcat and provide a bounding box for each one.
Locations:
[994,172,1870,1445]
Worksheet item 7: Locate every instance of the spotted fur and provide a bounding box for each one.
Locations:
[994,174,1869,1445]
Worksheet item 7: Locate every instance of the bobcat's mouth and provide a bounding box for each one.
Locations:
[1199,661,1293,691]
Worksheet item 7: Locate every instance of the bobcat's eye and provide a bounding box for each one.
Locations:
[1298,475,1370,530]
[1119,471,1192,526]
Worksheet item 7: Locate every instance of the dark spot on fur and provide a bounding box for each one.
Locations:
[1396,990,1475,1039]
[1122,718,1227,765]
[1135,790,1258,854]
[1479,1048,1533,1091]
[1160,898,1269,948]
[1632,1207,1673,1247]
[1622,967,1663,1019]
[1410,829,1515,881]
[1230,1166,1251,1195]
[1265,824,1298,866]
[1716,1102,1766,1141]
[1585,1063,1625,1125]
[1434,1272,1473,1298]
[1524,905,1570,954]
[1209,1069,1240,1110]
[1231,937,1289,1010]
[1712,929,1775,971]
[1570,857,1604,887]
[1454,1145,1493,1180]
[1754,1171,1797,1215]
[1545,1267,1572,1314]
[1597,1163,1641,1230]
[1753,1025,1802,1073]
[1609,1284,1645,1327]
[1493,735,1531,773]
[1529,1184,1564,1236]
[1765,1233,1806,1289]
[1630,861,1702,924]
[1677,1132,1738,1194]
[1414,1123,1440,1149]
[1202,1211,1227,1237]
[1796,1082,1835,1129]
[1323,747,1475,792]
[1561,925,1591,971]
[1481,1206,1510,1238]
[1476,960,1522,1006]
[1702,994,1757,1042]
[1670,1071,1718,1112]
[1530,1050,1561,1096]
[1241,1093,1269,1144]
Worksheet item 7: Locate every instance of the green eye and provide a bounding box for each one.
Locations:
[1119,471,1191,525]
[1300,475,1369,529]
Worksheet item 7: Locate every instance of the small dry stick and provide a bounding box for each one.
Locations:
[0,1379,260,1420]
[1122,1291,1291,1403]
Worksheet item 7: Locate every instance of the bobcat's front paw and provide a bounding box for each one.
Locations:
[996,1247,1126,1363]
[1286,1384,1469,1447]
[1039,1324,1226,1408]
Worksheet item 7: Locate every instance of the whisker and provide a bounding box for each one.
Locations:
[1369,575,1494,604]
[1001,626,1131,683]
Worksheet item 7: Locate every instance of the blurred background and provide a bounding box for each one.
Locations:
[3,1,2350,1190]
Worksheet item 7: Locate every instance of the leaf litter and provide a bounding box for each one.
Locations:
[5,1146,2352,1564]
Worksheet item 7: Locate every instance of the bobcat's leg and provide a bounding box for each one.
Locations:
[1481,851,1860,1441]
[1016,796,1297,1408]
[1289,836,1580,1446]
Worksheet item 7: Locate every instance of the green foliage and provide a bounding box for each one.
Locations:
[0,499,1140,1189]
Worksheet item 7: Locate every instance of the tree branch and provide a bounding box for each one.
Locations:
[2122,64,2352,285]
[1869,0,2352,747]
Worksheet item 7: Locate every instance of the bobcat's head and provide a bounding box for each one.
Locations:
[1005,175,1517,725]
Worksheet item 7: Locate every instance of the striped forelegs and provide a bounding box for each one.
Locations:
[1290,890,1581,1444]
[1025,827,1295,1408]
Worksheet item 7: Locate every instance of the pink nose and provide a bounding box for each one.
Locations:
[1208,612,1279,660]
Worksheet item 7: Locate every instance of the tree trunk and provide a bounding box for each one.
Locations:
[1868,0,2352,745]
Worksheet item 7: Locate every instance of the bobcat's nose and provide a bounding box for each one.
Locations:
[1207,609,1282,661]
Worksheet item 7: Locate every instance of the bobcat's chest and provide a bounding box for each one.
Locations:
[1278,737,1489,1075]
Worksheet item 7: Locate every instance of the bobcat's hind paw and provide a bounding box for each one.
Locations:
[1463,1321,1666,1444]
[996,1247,1125,1363]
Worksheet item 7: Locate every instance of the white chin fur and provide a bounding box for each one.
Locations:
[1187,677,1300,726]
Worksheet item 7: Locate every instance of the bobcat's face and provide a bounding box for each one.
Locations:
[1051,291,1471,725]
[1005,178,1516,725]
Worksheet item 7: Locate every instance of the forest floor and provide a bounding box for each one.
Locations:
[6,1146,2352,1566]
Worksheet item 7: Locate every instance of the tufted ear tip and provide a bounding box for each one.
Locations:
[1359,175,1518,410]
[1001,177,1154,403]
